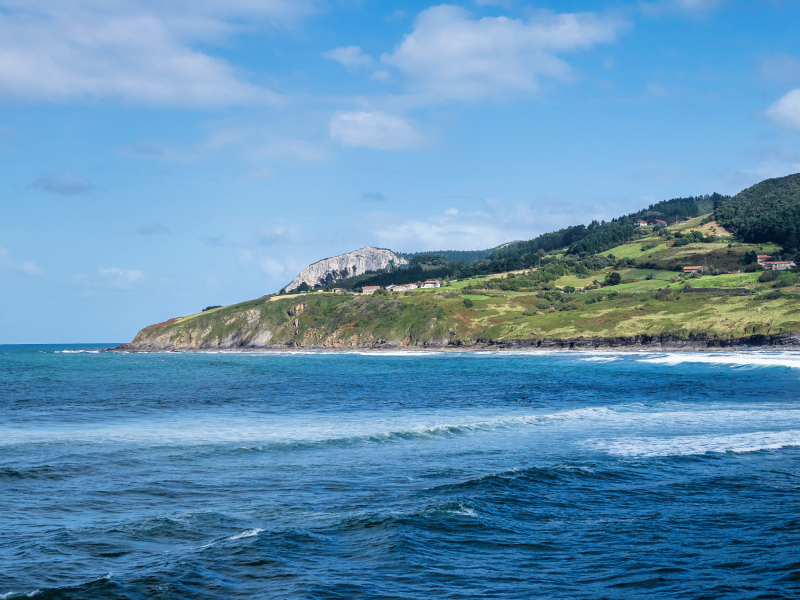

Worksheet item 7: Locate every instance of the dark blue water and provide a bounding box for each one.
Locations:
[2,346,800,599]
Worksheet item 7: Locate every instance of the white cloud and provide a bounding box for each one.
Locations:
[380,5,627,102]
[75,267,145,289]
[364,199,608,252]
[329,111,426,150]
[0,1,314,106]
[766,90,800,131]
[0,246,42,275]
[322,46,372,68]
[31,172,91,195]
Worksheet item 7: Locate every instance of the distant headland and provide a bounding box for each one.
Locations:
[114,174,800,353]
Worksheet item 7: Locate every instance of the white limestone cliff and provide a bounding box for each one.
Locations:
[284,247,408,291]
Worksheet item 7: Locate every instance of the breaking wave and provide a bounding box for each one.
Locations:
[637,352,800,369]
[593,430,800,457]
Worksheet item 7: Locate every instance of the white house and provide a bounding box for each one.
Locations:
[635,220,647,227]
[421,280,441,288]
[362,286,380,294]
[763,261,797,271]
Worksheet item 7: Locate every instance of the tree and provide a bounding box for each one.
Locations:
[463,298,474,308]
[605,272,621,286]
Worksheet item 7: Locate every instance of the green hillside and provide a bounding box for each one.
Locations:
[124,214,800,351]
[716,173,800,248]
[121,175,800,351]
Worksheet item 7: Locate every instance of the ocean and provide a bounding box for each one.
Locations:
[1,345,799,599]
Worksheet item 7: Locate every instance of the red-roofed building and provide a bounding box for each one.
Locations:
[762,261,797,271]
[683,266,704,274]
[362,286,380,294]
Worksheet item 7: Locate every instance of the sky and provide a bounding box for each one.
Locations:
[2,0,800,343]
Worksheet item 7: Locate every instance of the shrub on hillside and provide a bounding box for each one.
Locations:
[604,272,621,286]
[463,298,474,308]
[758,270,779,283]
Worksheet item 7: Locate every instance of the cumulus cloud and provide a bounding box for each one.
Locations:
[0,246,41,275]
[380,5,627,102]
[329,111,426,150]
[137,223,171,235]
[31,172,91,195]
[362,191,387,202]
[76,267,145,289]
[0,0,313,106]
[766,90,800,131]
[322,46,372,68]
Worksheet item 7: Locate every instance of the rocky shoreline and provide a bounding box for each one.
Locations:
[108,332,800,353]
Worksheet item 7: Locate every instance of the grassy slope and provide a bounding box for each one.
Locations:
[130,214,800,348]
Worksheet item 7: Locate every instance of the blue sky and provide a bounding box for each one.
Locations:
[2,0,800,343]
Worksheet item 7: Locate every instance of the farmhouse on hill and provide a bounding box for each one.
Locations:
[386,283,418,292]
[683,266,704,274]
[763,261,797,271]
[362,286,380,294]
[421,280,441,288]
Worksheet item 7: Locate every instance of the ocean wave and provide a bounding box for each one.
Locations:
[0,405,617,450]
[55,350,100,354]
[228,528,264,541]
[593,430,800,457]
[637,352,800,369]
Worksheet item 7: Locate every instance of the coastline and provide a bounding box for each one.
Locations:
[107,331,800,353]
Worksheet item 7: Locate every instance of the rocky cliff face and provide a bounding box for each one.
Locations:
[285,247,407,291]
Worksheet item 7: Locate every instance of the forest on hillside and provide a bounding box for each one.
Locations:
[715,174,800,250]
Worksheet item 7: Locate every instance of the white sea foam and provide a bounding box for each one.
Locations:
[228,528,264,541]
[637,352,800,369]
[56,350,100,354]
[581,356,620,363]
[593,430,800,457]
[447,504,478,518]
